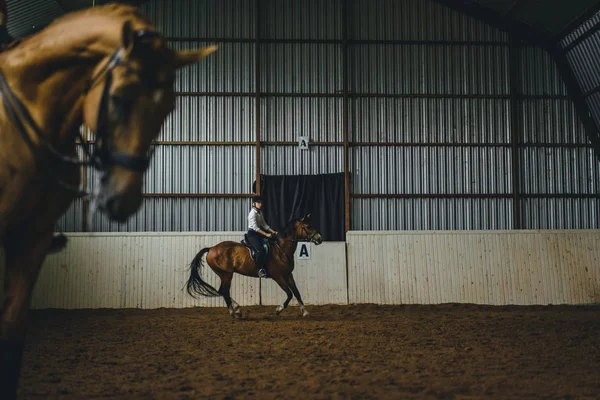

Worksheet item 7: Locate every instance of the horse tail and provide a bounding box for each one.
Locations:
[186,247,220,298]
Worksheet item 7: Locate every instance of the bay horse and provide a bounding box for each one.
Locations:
[186,214,323,318]
[0,4,216,398]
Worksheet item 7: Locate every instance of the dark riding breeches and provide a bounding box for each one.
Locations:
[247,230,268,271]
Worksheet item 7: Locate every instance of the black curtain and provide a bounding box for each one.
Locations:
[252,173,345,241]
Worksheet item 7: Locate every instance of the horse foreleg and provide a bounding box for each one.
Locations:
[1,232,52,400]
[288,273,309,317]
[272,275,293,315]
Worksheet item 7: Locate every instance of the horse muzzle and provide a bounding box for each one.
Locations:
[100,191,142,222]
[98,172,143,222]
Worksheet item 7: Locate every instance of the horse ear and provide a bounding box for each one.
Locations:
[121,20,135,54]
[174,45,218,69]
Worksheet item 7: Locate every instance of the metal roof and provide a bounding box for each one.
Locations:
[476,0,600,38]
[434,0,600,47]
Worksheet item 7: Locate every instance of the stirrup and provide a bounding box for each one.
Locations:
[258,269,267,278]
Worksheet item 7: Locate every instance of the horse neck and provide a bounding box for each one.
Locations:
[0,6,148,145]
[278,234,299,257]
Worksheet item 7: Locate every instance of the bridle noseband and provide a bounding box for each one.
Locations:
[299,223,320,243]
[279,220,320,243]
[273,221,321,263]
[0,30,160,195]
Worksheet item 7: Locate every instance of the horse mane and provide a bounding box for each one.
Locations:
[1,4,155,67]
[55,3,149,26]
[280,214,312,237]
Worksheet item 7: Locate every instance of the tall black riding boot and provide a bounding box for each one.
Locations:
[256,251,267,278]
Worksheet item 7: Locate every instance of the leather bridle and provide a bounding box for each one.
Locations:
[0,30,160,196]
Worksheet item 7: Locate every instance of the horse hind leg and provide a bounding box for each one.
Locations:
[216,271,241,318]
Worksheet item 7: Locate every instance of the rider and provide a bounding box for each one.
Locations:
[247,195,278,278]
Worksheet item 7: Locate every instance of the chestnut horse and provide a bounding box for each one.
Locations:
[186,214,323,318]
[0,4,216,398]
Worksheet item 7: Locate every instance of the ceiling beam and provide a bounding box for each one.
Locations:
[551,46,600,160]
[554,0,600,42]
[434,0,600,160]
[433,0,553,49]
[585,85,600,98]
[503,0,527,17]
[563,19,600,52]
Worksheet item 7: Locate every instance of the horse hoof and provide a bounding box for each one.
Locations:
[302,310,310,317]
[231,310,242,319]
[275,305,284,315]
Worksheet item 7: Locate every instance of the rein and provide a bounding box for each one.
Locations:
[272,222,320,263]
[0,30,159,196]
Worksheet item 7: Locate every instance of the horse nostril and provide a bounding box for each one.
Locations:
[105,196,121,216]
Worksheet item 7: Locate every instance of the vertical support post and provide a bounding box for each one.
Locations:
[343,0,351,233]
[255,0,261,195]
[255,0,262,306]
[81,128,88,232]
[509,35,522,229]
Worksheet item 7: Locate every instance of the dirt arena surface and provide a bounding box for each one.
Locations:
[18,304,600,399]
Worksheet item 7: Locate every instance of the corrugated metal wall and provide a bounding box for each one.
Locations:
[347,231,600,305]
[51,0,599,233]
[559,9,600,193]
[518,43,600,229]
[347,0,509,231]
[6,0,64,38]
[348,0,598,231]
[0,234,347,309]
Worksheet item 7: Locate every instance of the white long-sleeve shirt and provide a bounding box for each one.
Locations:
[248,207,271,232]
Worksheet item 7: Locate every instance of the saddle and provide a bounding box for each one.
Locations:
[241,234,270,261]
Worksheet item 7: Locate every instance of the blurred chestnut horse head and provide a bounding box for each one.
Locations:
[0,4,216,398]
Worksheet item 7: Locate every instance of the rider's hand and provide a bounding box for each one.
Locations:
[266,233,272,238]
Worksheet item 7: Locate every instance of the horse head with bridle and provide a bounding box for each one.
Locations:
[186,213,323,318]
[0,4,216,398]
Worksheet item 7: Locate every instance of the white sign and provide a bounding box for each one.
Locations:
[298,136,309,150]
[296,242,311,260]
